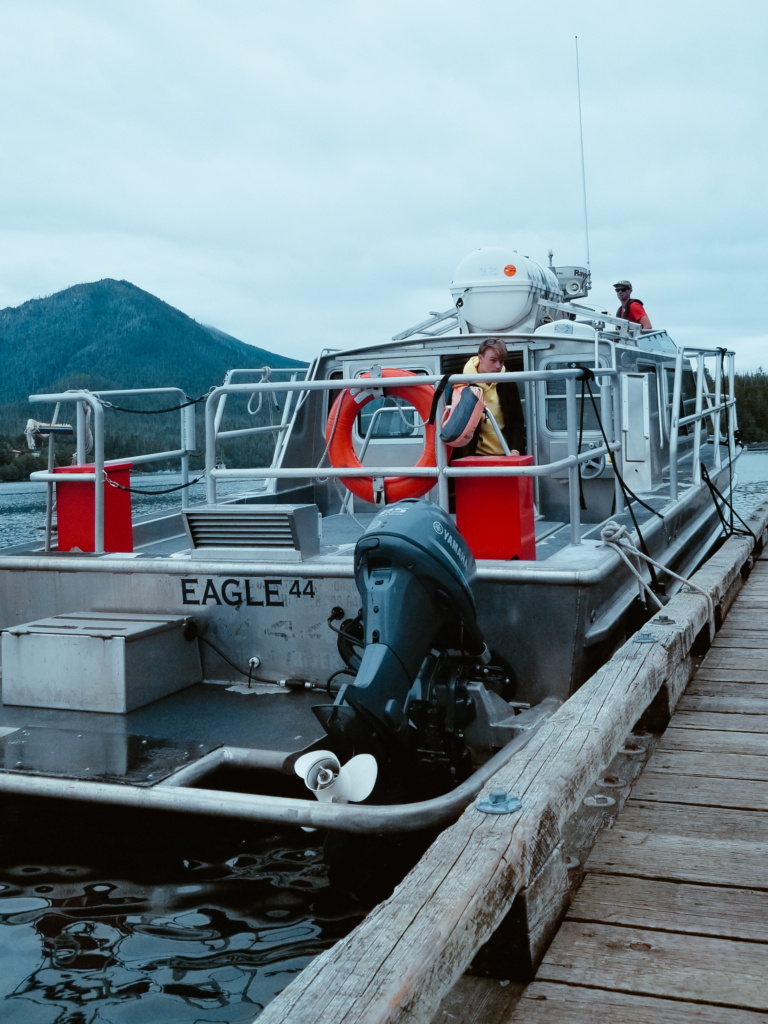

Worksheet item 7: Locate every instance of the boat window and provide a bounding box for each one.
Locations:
[354,368,429,441]
[544,361,602,432]
[325,368,429,441]
[358,397,422,439]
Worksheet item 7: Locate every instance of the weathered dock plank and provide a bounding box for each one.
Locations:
[536,921,768,1010]
[695,648,768,668]
[666,710,768,731]
[630,770,768,810]
[643,747,768,780]
[513,982,768,1023]
[658,726,768,755]
[676,693,768,713]
[587,801,768,888]
[683,666,768,683]
[684,679,768,698]
[567,873,768,940]
[712,633,768,648]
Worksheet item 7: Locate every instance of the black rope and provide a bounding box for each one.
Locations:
[100,393,209,414]
[700,462,755,541]
[106,473,205,495]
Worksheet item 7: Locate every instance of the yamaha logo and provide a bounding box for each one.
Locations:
[432,521,443,535]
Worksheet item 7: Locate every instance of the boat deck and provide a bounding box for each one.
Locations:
[0,682,323,785]
[508,552,768,1021]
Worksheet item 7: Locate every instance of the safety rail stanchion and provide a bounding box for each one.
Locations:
[728,353,737,464]
[611,374,625,515]
[92,399,105,553]
[692,357,705,485]
[44,403,61,553]
[669,347,684,500]
[181,403,195,509]
[205,394,217,505]
[76,401,87,465]
[713,356,723,471]
[566,376,581,545]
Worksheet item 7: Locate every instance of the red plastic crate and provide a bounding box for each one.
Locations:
[454,454,535,561]
[54,462,133,553]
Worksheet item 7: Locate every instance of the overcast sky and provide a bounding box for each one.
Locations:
[1,1,765,369]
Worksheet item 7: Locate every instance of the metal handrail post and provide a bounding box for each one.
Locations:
[692,357,705,485]
[76,402,87,464]
[669,347,684,500]
[608,376,624,515]
[713,356,723,470]
[271,373,301,467]
[91,400,106,553]
[205,394,217,505]
[181,403,195,509]
[728,354,737,463]
[566,376,581,545]
[434,397,450,512]
[44,402,61,553]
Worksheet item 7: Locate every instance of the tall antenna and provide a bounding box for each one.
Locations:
[575,36,591,277]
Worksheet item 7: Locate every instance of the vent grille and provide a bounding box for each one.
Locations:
[182,505,320,561]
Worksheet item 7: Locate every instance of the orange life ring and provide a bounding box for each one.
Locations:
[326,369,437,503]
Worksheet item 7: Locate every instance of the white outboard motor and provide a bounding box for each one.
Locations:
[450,246,564,333]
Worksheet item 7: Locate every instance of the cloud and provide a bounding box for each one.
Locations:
[0,0,764,367]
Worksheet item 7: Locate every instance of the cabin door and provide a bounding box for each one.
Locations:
[621,372,654,491]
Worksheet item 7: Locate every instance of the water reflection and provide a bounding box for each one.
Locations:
[0,807,377,1023]
[0,476,255,549]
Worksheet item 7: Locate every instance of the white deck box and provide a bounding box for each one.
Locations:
[1,611,201,713]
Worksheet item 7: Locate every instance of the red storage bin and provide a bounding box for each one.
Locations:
[454,454,535,561]
[54,463,133,553]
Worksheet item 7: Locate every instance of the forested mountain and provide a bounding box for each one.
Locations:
[0,280,306,479]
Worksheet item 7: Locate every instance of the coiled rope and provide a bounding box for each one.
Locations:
[599,521,714,615]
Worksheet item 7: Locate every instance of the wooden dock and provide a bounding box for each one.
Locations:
[510,551,768,1022]
[255,502,768,1024]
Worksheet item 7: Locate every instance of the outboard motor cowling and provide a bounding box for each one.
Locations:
[314,500,490,755]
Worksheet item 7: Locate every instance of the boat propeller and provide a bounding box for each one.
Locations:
[294,749,378,804]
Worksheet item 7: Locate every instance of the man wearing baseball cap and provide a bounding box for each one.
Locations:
[614,280,652,329]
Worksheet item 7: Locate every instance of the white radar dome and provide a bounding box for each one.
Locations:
[450,247,563,332]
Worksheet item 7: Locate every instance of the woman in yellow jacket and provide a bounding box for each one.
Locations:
[457,338,525,457]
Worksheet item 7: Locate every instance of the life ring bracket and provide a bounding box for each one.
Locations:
[326,369,438,505]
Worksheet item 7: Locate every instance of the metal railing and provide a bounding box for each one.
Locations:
[27,387,195,553]
[26,342,738,555]
[669,346,738,499]
[205,366,623,546]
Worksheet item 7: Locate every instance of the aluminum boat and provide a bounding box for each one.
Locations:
[0,247,742,832]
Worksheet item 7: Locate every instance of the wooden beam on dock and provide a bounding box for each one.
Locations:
[255,503,768,1024]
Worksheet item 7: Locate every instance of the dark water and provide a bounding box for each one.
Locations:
[1,456,767,1022]
[0,475,251,550]
[0,799,421,1024]
[3,455,767,549]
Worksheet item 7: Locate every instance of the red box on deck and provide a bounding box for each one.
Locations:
[54,463,133,553]
[454,454,535,561]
